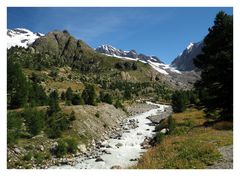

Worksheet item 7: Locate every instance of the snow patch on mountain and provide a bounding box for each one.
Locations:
[96,44,181,75]
[7,28,44,49]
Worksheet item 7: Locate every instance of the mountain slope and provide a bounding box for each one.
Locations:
[96,44,181,75]
[7,28,44,49]
[171,41,203,71]
[7,28,199,89]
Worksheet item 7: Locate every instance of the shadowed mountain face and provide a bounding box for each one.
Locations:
[171,41,204,71]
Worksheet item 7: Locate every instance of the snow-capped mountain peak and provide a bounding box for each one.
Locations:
[171,41,203,71]
[95,44,181,75]
[7,28,44,49]
[186,42,194,50]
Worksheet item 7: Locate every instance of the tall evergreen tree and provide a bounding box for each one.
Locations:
[48,90,60,115]
[7,59,29,109]
[172,91,188,113]
[194,11,233,120]
[82,84,97,106]
[65,87,73,101]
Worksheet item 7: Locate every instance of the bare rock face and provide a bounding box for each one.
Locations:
[120,71,131,81]
[171,41,204,71]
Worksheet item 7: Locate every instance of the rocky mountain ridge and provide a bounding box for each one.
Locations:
[171,41,204,71]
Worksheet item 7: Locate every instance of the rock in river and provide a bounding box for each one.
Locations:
[95,157,104,162]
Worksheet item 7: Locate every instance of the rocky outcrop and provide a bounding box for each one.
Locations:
[120,71,132,81]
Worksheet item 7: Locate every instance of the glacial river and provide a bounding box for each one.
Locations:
[51,102,168,169]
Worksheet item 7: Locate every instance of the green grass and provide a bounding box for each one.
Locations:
[132,108,233,169]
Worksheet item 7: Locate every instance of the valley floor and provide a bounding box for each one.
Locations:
[131,108,233,169]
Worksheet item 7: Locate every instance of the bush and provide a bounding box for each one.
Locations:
[114,99,123,109]
[172,91,188,112]
[155,132,165,144]
[95,112,100,118]
[49,69,58,79]
[7,111,22,145]
[7,59,29,109]
[82,84,97,106]
[55,137,78,157]
[22,108,45,136]
[23,152,33,161]
[167,116,176,135]
[71,94,84,105]
[46,112,71,139]
[65,87,73,102]
[55,139,67,158]
[65,137,78,154]
[61,91,66,100]
[69,111,76,121]
[48,90,60,115]
[100,91,113,104]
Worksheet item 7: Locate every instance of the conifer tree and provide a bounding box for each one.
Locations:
[48,90,60,115]
[82,84,97,106]
[194,11,233,120]
[7,59,29,109]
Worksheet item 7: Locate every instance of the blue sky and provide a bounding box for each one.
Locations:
[8,7,232,64]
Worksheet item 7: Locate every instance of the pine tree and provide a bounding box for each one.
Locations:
[194,11,233,120]
[7,59,29,109]
[82,84,97,106]
[23,108,45,136]
[65,87,73,101]
[71,94,84,105]
[172,91,188,113]
[48,90,60,115]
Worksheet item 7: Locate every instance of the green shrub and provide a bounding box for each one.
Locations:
[82,84,97,106]
[7,111,22,145]
[7,59,29,109]
[34,152,45,164]
[103,123,108,128]
[48,90,60,115]
[95,112,100,118]
[55,137,78,157]
[155,132,165,144]
[65,137,78,154]
[22,108,45,136]
[69,111,76,121]
[71,94,84,105]
[65,87,73,102]
[61,91,66,100]
[23,152,33,161]
[55,139,67,158]
[172,91,188,112]
[150,132,165,146]
[100,91,113,104]
[114,99,123,109]
[49,69,58,79]
[46,112,71,139]
[167,116,176,135]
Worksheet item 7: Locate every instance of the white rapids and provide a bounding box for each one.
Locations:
[51,102,169,169]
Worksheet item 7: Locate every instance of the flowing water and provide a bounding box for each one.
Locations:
[51,102,168,169]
